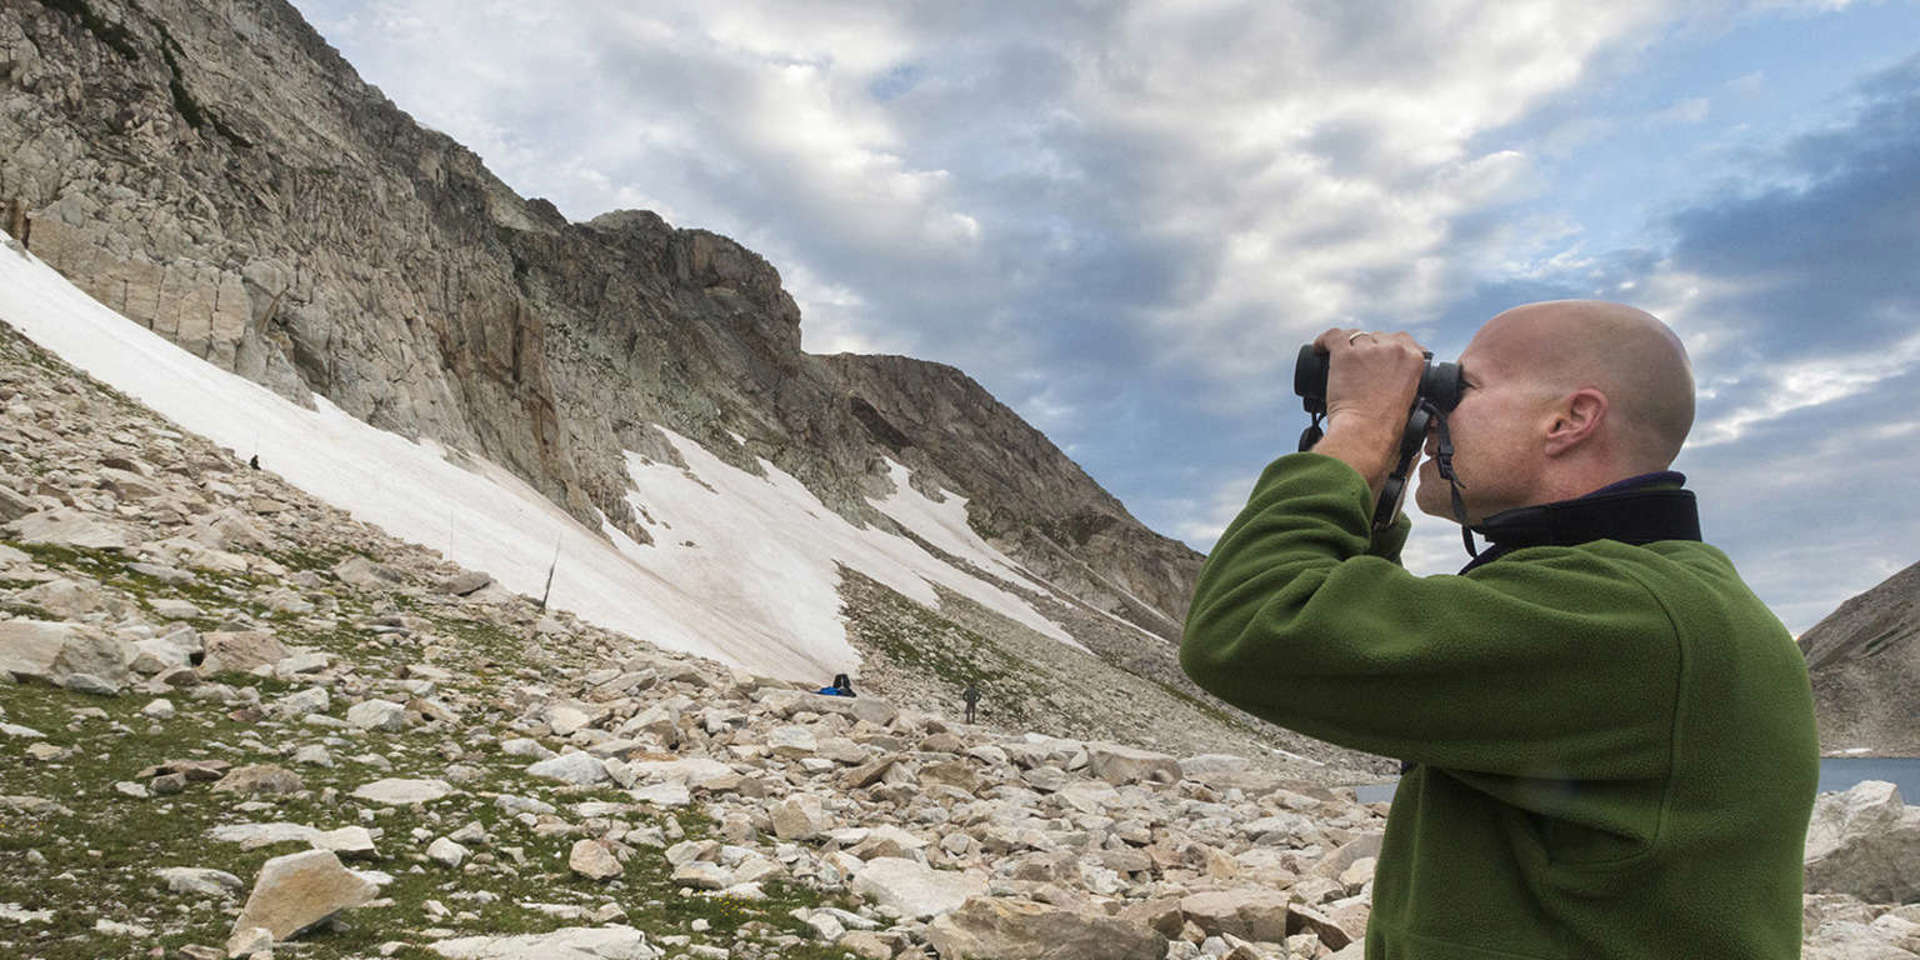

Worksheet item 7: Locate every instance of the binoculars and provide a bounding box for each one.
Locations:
[1293,344,1466,530]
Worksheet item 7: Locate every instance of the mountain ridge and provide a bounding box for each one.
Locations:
[1799,560,1920,756]
[0,0,1204,647]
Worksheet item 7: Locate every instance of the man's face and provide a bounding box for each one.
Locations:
[1414,317,1553,524]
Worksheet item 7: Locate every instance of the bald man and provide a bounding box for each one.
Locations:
[1182,301,1817,960]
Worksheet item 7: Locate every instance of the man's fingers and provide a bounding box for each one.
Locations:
[1313,328,1361,353]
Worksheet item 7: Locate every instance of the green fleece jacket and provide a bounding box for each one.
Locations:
[1181,453,1818,960]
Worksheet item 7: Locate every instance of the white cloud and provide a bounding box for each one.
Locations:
[1693,329,1920,446]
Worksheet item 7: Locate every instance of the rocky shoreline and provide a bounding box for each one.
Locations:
[3,325,1918,959]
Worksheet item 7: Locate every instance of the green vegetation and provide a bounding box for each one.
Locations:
[0,677,860,959]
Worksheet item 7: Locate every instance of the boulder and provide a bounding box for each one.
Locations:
[436,571,493,596]
[427,837,470,868]
[311,826,379,859]
[773,794,833,841]
[1178,889,1292,943]
[131,629,202,673]
[1807,781,1907,860]
[527,752,609,786]
[350,778,454,805]
[155,866,246,899]
[0,620,130,687]
[227,850,377,953]
[926,896,1166,960]
[851,857,988,920]
[332,555,405,590]
[568,839,622,880]
[20,577,108,617]
[212,765,305,796]
[426,925,659,959]
[7,507,135,549]
[1806,797,1920,904]
[273,686,330,718]
[1086,743,1182,786]
[200,631,289,675]
[346,699,409,732]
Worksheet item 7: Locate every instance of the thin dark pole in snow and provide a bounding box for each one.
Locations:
[539,535,562,611]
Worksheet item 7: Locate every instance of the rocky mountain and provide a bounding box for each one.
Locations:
[0,0,1414,779]
[0,0,1201,644]
[1800,561,1920,756]
[3,320,1918,960]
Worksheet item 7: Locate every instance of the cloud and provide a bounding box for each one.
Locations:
[285,1,1917,633]
[1409,52,1920,629]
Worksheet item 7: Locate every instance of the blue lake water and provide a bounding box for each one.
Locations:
[1350,756,1920,805]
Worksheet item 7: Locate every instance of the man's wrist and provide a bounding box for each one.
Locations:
[1311,421,1399,497]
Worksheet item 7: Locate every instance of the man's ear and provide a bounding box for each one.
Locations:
[1544,388,1607,457]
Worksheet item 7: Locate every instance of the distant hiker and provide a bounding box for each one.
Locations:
[816,673,856,698]
[962,683,979,724]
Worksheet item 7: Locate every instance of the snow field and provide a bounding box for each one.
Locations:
[0,239,1079,678]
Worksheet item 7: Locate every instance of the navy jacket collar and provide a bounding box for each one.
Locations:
[1458,472,1699,575]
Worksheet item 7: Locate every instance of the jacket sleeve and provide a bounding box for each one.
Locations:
[1180,452,1678,780]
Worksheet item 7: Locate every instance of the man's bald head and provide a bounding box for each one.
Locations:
[1468,300,1695,472]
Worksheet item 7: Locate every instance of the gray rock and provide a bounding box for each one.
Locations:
[345,698,409,731]
[568,839,623,880]
[427,837,470,868]
[630,781,692,807]
[1086,743,1182,786]
[851,857,988,920]
[332,556,405,590]
[1806,802,1920,904]
[527,752,608,786]
[63,672,122,696]
[773,794,832,841]
[0,620,131,687]
[437,571,493,596]
[227,850,377,952]
[1178,889,1293,943]
[671,861,730,890]
[200,631,289,675]
[501,738,556,760]
[148,597,204,621]
[211,765,305,797]
[156,866,245,898]
[426,925,660,959]
[7,507,135,550]
[311,826,380,859]
[1807,781,1906,861]
[926,896,1167,960]
[351,778,454,805]
[274,686,330,717]
[208,823,322,850]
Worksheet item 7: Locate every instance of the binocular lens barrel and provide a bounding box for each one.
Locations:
[1294,344,1464,414]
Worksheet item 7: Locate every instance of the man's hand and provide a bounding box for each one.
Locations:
[1308,328,1429,500]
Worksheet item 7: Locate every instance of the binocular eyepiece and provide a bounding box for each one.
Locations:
[1293,344,1465,418]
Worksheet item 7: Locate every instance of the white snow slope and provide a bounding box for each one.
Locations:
[0,238,1082,680]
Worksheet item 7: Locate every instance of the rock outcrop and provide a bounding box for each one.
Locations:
[1800,561,1920,755]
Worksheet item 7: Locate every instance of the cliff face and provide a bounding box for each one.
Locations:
[0,0,1202,641]
[1799,561,1920,756]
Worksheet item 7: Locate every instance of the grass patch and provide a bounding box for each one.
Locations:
[0,681,855,958]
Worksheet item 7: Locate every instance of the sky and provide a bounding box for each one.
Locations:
[287,0,1920,634]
